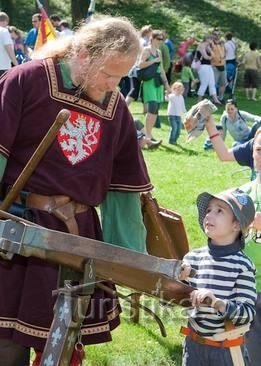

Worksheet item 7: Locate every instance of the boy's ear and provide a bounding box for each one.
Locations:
[233,221,241,232]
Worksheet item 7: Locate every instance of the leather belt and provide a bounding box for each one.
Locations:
[18,193,89,235]
[180,326,244,348]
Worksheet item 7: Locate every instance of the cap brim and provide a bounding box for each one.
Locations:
[197,192,216,231]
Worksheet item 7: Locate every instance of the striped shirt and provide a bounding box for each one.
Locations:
[183,240,256,336]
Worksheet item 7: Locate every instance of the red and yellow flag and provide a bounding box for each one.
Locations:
[35,2,57,49]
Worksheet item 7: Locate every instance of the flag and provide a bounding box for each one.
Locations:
[35,0,57,49]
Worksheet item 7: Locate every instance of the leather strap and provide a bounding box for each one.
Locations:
[25,193,89,235]
[180,326,244,348]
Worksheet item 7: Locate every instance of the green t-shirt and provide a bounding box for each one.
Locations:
[181,66,195,83]
[242,179,261,291]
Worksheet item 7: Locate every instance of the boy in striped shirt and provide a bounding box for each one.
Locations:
[180,188,256,366]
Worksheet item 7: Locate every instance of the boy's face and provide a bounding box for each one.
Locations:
[203,198,240,245]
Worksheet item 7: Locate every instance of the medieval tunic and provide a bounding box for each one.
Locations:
[0,58,152,350]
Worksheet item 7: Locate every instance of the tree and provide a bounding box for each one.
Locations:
[0,0,14,20]
[71,0,90,26]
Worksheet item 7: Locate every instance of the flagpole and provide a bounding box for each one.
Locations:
[35,0,43,10]
[86,0,96,23]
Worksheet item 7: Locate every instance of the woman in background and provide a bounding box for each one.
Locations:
[9,25,25,64]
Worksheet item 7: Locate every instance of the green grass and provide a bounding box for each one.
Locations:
[18,0,259,362]
[82,90,260,365]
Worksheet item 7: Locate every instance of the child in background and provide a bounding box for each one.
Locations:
[166,81,186,144]
[181,57,197,98]
[180,188,256,366]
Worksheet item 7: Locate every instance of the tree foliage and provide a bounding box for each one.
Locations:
[71,0,90,26]
[0,0,71,31]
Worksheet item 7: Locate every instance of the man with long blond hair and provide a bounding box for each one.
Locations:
[0,16,152,365]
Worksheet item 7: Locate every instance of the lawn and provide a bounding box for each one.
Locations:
[83,90,260,365]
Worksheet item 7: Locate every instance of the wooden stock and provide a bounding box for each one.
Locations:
[18,245,194,306]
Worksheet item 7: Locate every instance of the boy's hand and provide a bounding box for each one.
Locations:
[190,289,216,307]
[190,289,226,312]
[179,263,192,281]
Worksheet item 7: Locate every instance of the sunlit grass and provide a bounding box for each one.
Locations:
[84,90,259,365]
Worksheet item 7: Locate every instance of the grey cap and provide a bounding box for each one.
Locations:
[197,188,255,233]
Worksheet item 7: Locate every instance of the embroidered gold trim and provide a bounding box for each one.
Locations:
[0,306,119,339]
[81,306,120,335]
[0,318,49,339]
[44,58,119,120]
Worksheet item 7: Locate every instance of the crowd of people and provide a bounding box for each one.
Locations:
[0,8,260,366]
[119,24,260,148]
[0,11,74,71]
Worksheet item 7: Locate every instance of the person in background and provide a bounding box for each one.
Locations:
[211,28,227,103]
[178,37,196,58]
[0,12,18,76]
[50,14,61,31]
[220,99,261,145]
[224,32,237,95]
[204,114,258,178]
[166,81,186,144]
[180,188,256,366]
[59,20,74,38]
[8,25,25,64]
[123,24,153,107]
[181,57,197,98]
[24,13,41,56]
[196,35,222,105]
[138,29,170,147]
[242,42,261,101]
[240,128,261,366]
[164,31,175,84]
[0,16,152,366]
[225,32,237,65]
[139,24,152,48]
[155,33,171,128]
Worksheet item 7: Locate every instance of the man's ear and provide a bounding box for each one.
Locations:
[78,48,88,60]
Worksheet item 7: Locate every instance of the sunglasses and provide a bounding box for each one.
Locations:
[156,37,163,41]
[226,98,237,106]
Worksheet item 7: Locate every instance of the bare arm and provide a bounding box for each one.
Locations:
[198,43,212,60]
[137,47,160,69]
[157,50,170,92]
[4,44,18,66]
[205,115,235,161]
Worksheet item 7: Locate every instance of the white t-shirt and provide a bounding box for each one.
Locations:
[224,40,236,61]
[59,29,74,38]
[166,94,186,116]
[0,26,13,70]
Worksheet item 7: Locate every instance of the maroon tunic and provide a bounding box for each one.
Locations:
[0,59,152,350]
